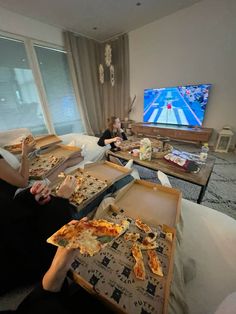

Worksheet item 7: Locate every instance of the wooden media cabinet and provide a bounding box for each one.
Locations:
[131,123,213,143]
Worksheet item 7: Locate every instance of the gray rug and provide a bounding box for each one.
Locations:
[134,143,236,220]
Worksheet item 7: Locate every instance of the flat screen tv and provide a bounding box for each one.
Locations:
[143,84,211,127]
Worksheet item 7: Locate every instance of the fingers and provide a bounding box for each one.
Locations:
[68,217,88,225]
[30,181,46,195]
[37,195,51,205]
[30,181,44,194]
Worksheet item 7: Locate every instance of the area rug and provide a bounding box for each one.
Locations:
[134,143,236,220]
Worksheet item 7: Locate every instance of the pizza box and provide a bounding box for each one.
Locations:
[39,144,82,160]
[50,167,109,212]
[70,204,176,314]
[114,179,181,228]
[3,133,35,154]
[35,134,62,150]
[83,160,132,185]
[29,145,82,180]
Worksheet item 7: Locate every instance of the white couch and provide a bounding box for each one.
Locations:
[59,133,111,171]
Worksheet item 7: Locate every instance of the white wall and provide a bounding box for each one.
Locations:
[0,6,63,46]
[129,0,236,145]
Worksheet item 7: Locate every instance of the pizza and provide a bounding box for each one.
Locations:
[56,175,79,198]
[4,135,35,153]
[147,249,163,277]
[135,219,152,233]
[47,218,130,256]
[166,232,173,242]
[29,155,65,178]
[124,232,140,242]
[142,232,158,245]
[24,134,35,145]
[54,170,107,207]
[139,242,158,250]
[131,243,146,280]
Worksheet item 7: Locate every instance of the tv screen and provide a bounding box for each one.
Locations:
[143,84,211,127]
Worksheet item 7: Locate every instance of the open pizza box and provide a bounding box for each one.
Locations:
[50,161,132,213]
[29,144,82,180]
[83,160,132,186]
[35,134,62,151]
[68,180,181,313]
[113,179,181,228]
[70,195,178,314]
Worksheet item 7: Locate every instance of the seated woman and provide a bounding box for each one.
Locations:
[0,140,73,295]
[98,116,127,149]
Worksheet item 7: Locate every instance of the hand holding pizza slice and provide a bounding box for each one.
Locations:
[47,218,130,256]
[56,175,78,199]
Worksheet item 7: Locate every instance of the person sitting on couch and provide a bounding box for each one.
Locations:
[98,116,127,149]
[0,140,74,295]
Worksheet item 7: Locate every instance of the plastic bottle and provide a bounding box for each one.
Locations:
[200,143,209,161]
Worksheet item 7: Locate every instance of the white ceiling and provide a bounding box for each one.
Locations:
[0,0,202,42]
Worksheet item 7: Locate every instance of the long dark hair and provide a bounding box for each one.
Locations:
[107,116,121,137]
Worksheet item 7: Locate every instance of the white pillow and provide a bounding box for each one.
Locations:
[59,133,110,163]
[0,147,20,169]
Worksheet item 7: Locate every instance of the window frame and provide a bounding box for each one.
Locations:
[0,30,83,135]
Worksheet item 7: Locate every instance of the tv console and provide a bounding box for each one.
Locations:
[131,123,213,144]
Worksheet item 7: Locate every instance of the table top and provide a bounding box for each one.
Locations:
[107,150,215,186]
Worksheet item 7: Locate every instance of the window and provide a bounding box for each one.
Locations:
[34,45,84,135]
[0,33,84,135]
[0,36,48,135]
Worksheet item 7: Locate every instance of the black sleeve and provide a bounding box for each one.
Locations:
[16,281,69,314]
[0,154,3,159]
[121,132,128,141]
[97,129,112,146]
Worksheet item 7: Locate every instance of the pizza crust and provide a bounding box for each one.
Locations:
[147,249,163,277]
[135,218,152,233]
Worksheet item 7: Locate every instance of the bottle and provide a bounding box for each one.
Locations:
[200,143,209,161]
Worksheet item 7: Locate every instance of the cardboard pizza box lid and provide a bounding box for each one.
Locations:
[114,179,181,227]
[41,144,81,160]
[83,160,131,185]
[35,134,62,150]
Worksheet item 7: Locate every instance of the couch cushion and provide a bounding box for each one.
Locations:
[59,133,110,163]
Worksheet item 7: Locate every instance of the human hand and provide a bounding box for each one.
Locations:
[30,180,51,205]
[113,136,122,143]
[21,138,36,156]
[57,175,77,199]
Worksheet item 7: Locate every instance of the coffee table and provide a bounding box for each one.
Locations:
[107,150,215,204]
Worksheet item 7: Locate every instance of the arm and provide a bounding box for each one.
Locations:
[0,140,32,188]
[0,156,29,188]
[42,247,78,292]
[97,129,121,146]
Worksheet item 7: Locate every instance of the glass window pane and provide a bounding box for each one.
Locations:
[34,46,84,135]
[0,36,48,135]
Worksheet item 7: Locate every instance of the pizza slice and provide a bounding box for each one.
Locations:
[124,232,140,242]
[166,232,173,242]
[139,242,158,250]
[47,218,130,256]
[142,232,158,245]
[135,218,152,233]
[147,249,163,277]
[4,134,35,153]
[131,243,146,280]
